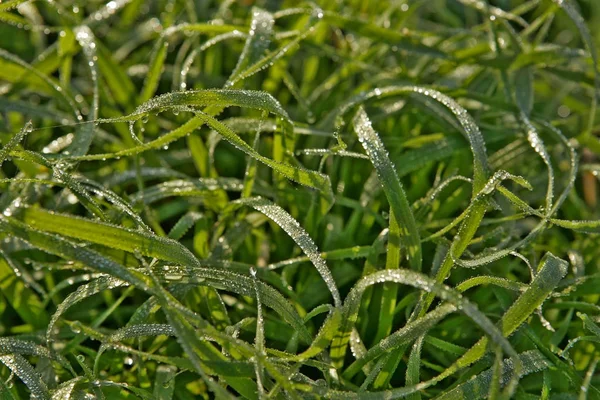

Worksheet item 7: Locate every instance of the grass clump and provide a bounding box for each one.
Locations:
[1,0,600,398]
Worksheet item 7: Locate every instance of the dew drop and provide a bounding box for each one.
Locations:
[71,323,81,334]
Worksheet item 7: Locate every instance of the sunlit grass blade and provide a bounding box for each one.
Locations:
[233,197,341,307]
[0,355,49,400]
[226,7,274,86]
[0,121,32,168]
[334,268,518,372]
[432,252,567,383]
[18,207,200,268]
[0,1,598,398]
[152,265,311,342]
[0,251,48,329]
[353,107,421,271]
[46,275,127,344]
[342,303,457,379]
[0,215,151,289]
[434,351,551,400]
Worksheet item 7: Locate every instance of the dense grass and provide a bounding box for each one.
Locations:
[0,0,600,398]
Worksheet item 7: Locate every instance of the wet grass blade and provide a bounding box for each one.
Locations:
[353,107,421,271]
[18,207,200,268]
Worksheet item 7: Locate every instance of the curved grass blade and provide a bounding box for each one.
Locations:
[0,48,82,121]
[46,275,127,344]
[428,252,567,386]
[163,22,246,37]
[69,117,205,161]
[329,86,489,191]
[152,265,311,342]
[0,121,32,169]
[226,7,274,86]
[434,351,550,400]
[0,355,50,400]
[106,89,291,126]
[233,197,341,307]
[353,107,421,271]
[199,112,333,207]
[168,211,203,240]
[342,303,457,379]
[514,67,554,212]
[130,178,244,206]
[228,8,324,88]
[179,31,246,91]
[333,268,518,371]
[456,276,527,293]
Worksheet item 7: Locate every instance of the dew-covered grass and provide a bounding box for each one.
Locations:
[0,0,600,398]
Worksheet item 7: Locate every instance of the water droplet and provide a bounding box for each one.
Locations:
[71,323,81,334]
[164,273,182,280]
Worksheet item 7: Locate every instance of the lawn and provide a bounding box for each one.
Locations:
[0,0,600,398]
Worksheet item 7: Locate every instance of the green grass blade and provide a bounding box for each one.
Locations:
[18,207,200,268]
[139,38,169,104]
[0,121,32,169]
[0,355,49,400]
[433,252,567,384]
[226,7,274,86]
[233,197,341,307]
[353,107,421,272]
[434,351,550,400]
